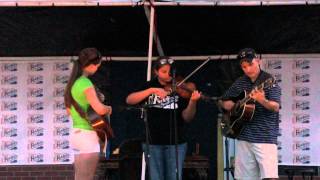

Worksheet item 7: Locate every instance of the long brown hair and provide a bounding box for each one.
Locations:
[64,48,102,118]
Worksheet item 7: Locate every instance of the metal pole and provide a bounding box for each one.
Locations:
[146,4,155,81]
[144,6,165,56]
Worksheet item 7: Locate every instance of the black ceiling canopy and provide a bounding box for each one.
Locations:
[1,5,320,57]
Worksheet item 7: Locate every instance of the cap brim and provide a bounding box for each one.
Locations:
[240,58,254,64]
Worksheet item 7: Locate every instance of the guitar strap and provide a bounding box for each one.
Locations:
[92,86,113,159]
[92,85,115,138]
[252,71,274,90]
[72,84,115,138]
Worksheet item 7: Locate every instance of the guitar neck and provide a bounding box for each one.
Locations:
[238,81,268,106]
[239,95,251,106]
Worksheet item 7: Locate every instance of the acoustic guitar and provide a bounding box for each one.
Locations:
[221,77,276,138]
[87,87,114,142]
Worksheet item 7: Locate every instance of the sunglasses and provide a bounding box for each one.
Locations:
[159,58,174,65]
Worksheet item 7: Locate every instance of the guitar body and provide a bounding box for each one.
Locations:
[87,106,114,142]
[221,77,276,138]
[221,91,255,138]
[85,87,114,142]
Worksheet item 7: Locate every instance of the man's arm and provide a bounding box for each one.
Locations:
[219,100,235,111]
[256,98,280,112]
[250,88,280,112]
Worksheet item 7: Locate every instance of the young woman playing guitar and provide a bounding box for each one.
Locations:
[64,48,112,180]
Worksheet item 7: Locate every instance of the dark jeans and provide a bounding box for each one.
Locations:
[142,143,187,180]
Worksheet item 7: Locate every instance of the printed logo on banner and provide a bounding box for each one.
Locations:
[27,101,44,110]
[53,74,69,84]
[273,73,282,83]
[277,141,282,150]
[278,128,282,136]
[27,114,44,124]
[293,154,310,164]
[1,75,18,85]
[28,153,44,163]
[293,141,311,151]
[53,87,65,97]
[278,155,282,163]
[292,87,310,97]
[292,114,310,124]
[292,128,310,137]
[293,60,310,69]
[279,114,282,123]
[53,153,70,162]
[292,100,310,111]
[53,101,66,110]
[53,127,70,136]
[292,73,310,83]
[266,60,282,69]
[1,63,18,72]
[53,62,70,71]
[53,114,69,123]
[1,114,18,124]
[1,88,18,98]
[1,140,18,150]
[27,75,43,85]
[27,63,44,72]
[1,154,18,164]
[28,140,44,150]
[1,101,18,111]
[1,127,18,137]
[27,127,44,137]
[53,140,69,149]
[27,88,44,98]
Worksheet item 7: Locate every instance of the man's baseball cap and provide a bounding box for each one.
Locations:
[237,48,257,64]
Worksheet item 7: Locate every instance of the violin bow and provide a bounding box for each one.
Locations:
[177,57,212,87]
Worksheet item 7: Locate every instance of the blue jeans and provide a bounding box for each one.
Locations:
[142,143,187,180]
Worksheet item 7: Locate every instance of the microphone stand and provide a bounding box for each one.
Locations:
[169,57,213,180]
[125,104,164,180]
[141,105,152,180]
[224,136,234,180]
[216,103,234,180]
[170,66,180,180]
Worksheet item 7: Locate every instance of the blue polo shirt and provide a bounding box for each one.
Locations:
[222,70,281,144]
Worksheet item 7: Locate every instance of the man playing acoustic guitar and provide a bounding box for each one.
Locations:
[220,48,281,180]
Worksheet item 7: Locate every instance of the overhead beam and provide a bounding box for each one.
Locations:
[2,54,320,62]
[0,1,318,7]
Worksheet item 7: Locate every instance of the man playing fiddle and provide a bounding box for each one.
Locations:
[126,56,201,180]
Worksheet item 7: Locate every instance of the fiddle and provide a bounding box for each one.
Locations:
[164,76,217,102]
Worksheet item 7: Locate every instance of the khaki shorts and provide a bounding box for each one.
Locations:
[235,140,278,180]
[70,128,100,154]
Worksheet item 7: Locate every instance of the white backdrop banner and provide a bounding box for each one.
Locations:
[1,56,320,166]
[261,56,320,166]
[0,60,73,165]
